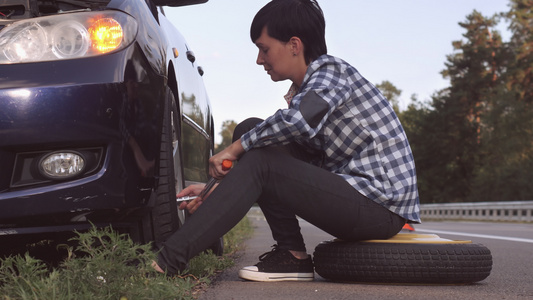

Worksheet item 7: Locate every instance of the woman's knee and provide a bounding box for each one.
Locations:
[235,147,292,182]
[232,118,264,142]
[239,147,278,166]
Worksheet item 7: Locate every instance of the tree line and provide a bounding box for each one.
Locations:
[216,0,533,204]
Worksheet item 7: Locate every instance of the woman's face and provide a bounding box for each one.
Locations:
[255,27,297,82]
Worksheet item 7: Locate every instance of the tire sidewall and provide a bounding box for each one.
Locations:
[313,240,493,284]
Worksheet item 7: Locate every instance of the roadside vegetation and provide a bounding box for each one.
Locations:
[0,217,252,300]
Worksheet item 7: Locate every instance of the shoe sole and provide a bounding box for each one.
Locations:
[238,269,314,282]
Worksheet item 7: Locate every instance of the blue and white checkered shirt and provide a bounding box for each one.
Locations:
[241,54,420,223]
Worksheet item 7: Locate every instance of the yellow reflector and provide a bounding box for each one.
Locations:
[88,18,123,53]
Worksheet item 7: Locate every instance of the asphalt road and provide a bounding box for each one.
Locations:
[199,207,533,300]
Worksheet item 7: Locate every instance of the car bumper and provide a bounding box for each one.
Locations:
[0,51,165,234]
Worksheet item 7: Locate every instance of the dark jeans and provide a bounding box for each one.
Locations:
[157,118,405,275]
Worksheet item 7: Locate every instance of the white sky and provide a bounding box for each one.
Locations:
[165,1,511,144]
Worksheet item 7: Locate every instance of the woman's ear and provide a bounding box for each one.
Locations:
[289,36,304,56]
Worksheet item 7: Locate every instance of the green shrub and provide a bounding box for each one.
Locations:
[0,217,252,300]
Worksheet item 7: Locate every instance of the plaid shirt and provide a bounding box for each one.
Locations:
[241,54,420,223]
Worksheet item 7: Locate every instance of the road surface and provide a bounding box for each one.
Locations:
[199,207,533,300]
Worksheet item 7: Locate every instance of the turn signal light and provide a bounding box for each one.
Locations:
[89,18,123,54]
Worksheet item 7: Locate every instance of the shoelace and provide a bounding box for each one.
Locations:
[258,244,281,262]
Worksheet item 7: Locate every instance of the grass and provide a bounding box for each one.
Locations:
[0,217,253,300]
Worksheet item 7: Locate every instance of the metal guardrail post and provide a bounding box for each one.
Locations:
[420,201,533,222]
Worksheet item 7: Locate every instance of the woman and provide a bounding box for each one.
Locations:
[154,0,420,282]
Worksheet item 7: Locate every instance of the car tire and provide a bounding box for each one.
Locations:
[135,87,183,245]
[313,234,492,284]
[207,235,224,256]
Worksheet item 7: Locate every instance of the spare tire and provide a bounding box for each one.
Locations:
[313,234,492,284]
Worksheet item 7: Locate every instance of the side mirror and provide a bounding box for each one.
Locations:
[153,0,208,7]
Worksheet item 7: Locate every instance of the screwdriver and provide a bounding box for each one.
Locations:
[176,159,233,202]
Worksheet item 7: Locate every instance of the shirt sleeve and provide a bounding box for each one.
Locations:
[241,62,352,151]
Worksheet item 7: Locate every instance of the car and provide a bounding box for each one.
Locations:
[0,0,215,250]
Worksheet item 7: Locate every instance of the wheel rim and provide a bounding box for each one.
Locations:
[171,107,186,225]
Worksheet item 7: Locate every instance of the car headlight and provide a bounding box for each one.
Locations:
[0,11,138,64]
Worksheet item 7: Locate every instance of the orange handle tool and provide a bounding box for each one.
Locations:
[222,159,233,171]
[176,160,233,203]
[197,159,233,199]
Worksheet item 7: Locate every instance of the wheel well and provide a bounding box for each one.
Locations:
[167,62,179,113]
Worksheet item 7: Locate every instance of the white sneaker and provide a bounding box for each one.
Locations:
[238,245,314,282]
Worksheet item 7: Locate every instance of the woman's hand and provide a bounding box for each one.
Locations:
[176,184,206,214]
[178,140,243,213]
[209,139,244,179]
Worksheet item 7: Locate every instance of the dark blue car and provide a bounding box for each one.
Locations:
[0,0,214,248]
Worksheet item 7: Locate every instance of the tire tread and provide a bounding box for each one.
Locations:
[313,241,492,284]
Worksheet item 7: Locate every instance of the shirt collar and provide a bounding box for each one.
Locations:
[284,83,299,106]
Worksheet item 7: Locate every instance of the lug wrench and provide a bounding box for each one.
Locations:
[176,159,233,202]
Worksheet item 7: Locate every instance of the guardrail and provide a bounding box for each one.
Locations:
[420,201,533,223]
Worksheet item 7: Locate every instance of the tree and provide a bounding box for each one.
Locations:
[506,0,533,102]
[468,0,533,201]
[215,120,238,153]
[376,80,402,114]
[404,11,506,203]
[470,89,533,201]
[405,6,533,203]
[398,95,438,202]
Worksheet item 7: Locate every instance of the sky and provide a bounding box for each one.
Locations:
[165,1,511,144]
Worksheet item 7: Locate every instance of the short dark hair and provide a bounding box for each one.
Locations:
[250,0,327,65]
